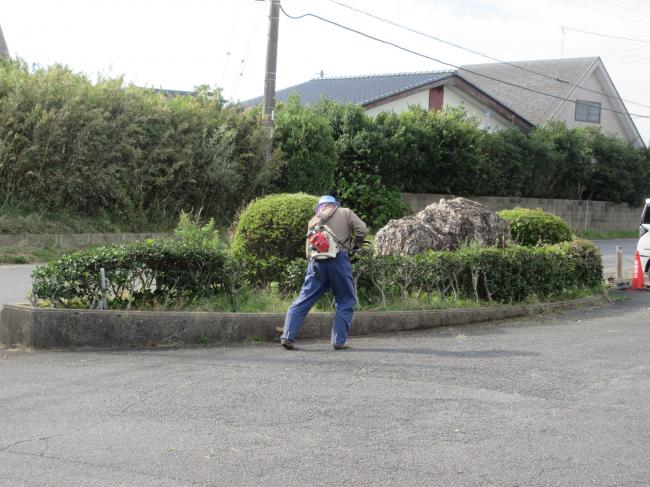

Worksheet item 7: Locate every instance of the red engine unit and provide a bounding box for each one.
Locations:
[307,230,330,253]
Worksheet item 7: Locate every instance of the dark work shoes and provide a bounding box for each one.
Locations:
[281,339,295,350]
[281,340,349,350]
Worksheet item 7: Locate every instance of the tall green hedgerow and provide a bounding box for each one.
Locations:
[373,106,485,195]
[499,208,573,246]
[0,59,278,226]
[3,58,647,230]
[334,170,410,230]
[274,95,337,195]
[312,100,410,229]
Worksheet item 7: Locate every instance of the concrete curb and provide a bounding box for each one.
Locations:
[0,294,607,349]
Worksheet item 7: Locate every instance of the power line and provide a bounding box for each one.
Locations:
[567,38,650,60]
[607,50,650,68]
[231,1,266,98]
[220,4,242,83]
[563,26,650,43]
[504,0,561,26]
[504,0,650,51]
[279,5,650,121]
[563,0,650,25]
[594,0,650,18]
[567,36,642,54]
[506,0,650,43]
[324,0,650,110]
[563,31,650,66]
[564,38,650,67]
[600,42,650,60]
[563,36,623,56]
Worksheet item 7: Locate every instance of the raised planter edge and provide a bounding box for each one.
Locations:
[0,294,607,349]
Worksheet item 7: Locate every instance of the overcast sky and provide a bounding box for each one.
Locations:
[3,0,650,142]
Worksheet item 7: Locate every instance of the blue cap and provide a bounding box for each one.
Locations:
[315,195,340,214]
[318,195,338,206]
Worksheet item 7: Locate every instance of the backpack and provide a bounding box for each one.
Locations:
[307,217,340,260]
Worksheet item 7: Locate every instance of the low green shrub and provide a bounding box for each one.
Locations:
[231,193,318,283]
[278,258,309,296]
[352,239,601,307]
[31,238,228,308]
[499,208,573,246]
[173,211,223,249]
[32,237,602,310]
[557,238,604,289]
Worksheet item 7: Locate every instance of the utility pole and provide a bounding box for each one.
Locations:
[262,0,281,163]
[0,23,10,59]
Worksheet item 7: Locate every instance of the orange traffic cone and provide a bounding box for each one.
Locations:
[631,251,646,290]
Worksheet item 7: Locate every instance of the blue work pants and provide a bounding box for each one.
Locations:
[282,252,356,345]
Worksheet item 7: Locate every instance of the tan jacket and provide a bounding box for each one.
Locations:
[306,206,368,257]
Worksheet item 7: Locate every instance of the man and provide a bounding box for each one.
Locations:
[281,195,368,350]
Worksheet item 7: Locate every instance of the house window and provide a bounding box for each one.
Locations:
[575,100,601,123]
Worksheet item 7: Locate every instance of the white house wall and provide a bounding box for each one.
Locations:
[364,90,429,117]
[364,85,512,132]
[442,86,511,131]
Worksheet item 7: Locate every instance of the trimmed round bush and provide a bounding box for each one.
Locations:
[232,193,318,283]
[499,208,572,246]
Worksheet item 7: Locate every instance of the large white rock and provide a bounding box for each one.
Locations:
[374,197,510,256]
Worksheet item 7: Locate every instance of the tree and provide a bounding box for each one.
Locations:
[273,95,337,195]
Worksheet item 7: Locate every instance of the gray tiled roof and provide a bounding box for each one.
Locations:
[243,71,454,106]
[242,58,602,128]
[458,57,598,126]
[0,24,9,59]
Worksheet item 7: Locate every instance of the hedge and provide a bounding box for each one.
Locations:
[31,239,229,308]
[499,208,573,246]
[32,238,602,310]
[333,239,601,306]
[310,101,649,207]
[0,59,280,227]
[3,59,647,233]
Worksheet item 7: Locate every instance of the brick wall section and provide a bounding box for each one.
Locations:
[401,193,643,232]
[429,86,444,111]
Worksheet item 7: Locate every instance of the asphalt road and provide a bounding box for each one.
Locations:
[593,238,638,278]
[1,291,649,486]
[0,263,36,307]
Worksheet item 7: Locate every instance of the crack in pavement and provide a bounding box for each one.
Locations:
[1,448,204,486]
[0,390,158,453]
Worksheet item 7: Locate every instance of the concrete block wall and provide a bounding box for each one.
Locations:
[0,232,172,250]
[401,193,643,232]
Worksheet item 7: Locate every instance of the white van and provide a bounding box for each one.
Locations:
[638,198,650,274]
